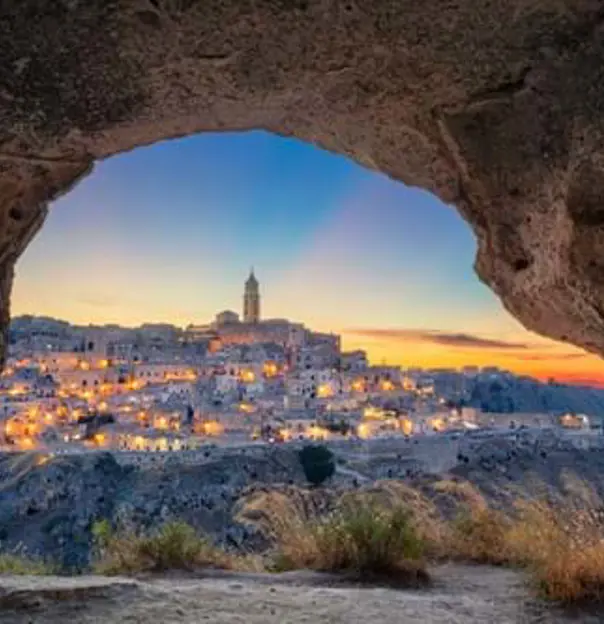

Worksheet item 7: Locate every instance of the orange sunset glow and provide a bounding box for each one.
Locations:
[11,131,604,387]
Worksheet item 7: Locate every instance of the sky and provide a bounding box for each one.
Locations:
[12,131,604,385]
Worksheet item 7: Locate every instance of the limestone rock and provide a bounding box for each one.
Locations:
[2,2,604,354]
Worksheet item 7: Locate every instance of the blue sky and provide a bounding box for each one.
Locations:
[12,131,604,382]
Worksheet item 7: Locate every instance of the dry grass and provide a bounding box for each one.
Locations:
[429,479,513,565]
[505,476,604,604]
[425,474,604,605]
[236,489,335,571]
[92,520,251,575]
[0,553,55,575]
[236,476,604,603]
[237,487,429,586]
[93,473,604,603]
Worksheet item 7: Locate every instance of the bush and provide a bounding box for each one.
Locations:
[237,488,428,586]
[436,475,604,605]
[298,444,335,486]
[449,506,511,565]
[534,543,604,604]
[505,490,604,604]
[309,501,427,584]
[0,553,54,575]
[92,520,236,575]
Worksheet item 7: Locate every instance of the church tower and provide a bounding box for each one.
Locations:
[243,269,260,324]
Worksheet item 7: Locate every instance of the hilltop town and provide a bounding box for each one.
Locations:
[3,272,604,620]
[2,271,603,458]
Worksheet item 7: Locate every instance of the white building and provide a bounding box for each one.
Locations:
[340,350,368,372]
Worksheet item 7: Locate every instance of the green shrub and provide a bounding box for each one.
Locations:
[92,520,234,575]
[299,444,335,486]
[91,518,112,550]
[308,501,427,584]
[244,490,429,586]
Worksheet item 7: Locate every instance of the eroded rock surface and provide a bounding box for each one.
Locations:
[2,1,604,355]
[0,565,600,624]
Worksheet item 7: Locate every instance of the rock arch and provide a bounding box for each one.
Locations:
[3,0,604,361]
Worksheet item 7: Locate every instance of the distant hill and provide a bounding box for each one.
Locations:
[466,375,604,417]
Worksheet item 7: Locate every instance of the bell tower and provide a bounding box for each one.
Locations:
[243,269,260,323]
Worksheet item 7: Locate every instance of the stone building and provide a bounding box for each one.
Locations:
[243,269,260,323]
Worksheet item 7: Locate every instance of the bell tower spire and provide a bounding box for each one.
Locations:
[243,269,260,323]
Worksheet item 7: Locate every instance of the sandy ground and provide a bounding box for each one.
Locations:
[1,564,603,624]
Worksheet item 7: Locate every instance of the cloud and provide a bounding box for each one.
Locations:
[515,352,587,362]
[345,328,530,350]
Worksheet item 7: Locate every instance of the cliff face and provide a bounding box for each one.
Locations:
[2,2,604,358]
[0,449,305,569]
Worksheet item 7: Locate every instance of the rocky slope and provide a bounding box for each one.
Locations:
[0,447,306,570]
[0,430,603,569]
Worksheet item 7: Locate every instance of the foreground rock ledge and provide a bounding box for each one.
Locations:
[0,566,595,624]
[2,1,604,356]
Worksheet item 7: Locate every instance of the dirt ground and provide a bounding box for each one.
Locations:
[1,564,602,624]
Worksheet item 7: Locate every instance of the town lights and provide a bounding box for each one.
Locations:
[263,362,278,377]
[156,416,168,430]
[352,380,365,393]
[306,425,330,440]
[317,383,333,398]
[196,420,224,437]
[400,418,414,436]
[357,422,371,439]
[241,370,256,383]
[278,428,292,442]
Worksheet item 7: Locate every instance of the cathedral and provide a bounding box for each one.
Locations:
[194,269,312,352]
[243,269,260,323]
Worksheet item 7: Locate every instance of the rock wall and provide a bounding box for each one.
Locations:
[3,2,604,356]
[0,449,305,569]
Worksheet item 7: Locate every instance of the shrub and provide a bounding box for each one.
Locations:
[92,520,236,575]
[298,444,335,486]
[0,553,54,575]
[534,543,604,604]
[360,480,451,559]
[449,506,511,565]
[438,475,604,604]
[238,488,428,586]
[309,500,427,584]
[505,488,604,604]
[235,488,331,571]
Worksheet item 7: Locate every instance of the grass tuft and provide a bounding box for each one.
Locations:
[0,553,55,575]
[92,520,241,575]
[238,488,429,586]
